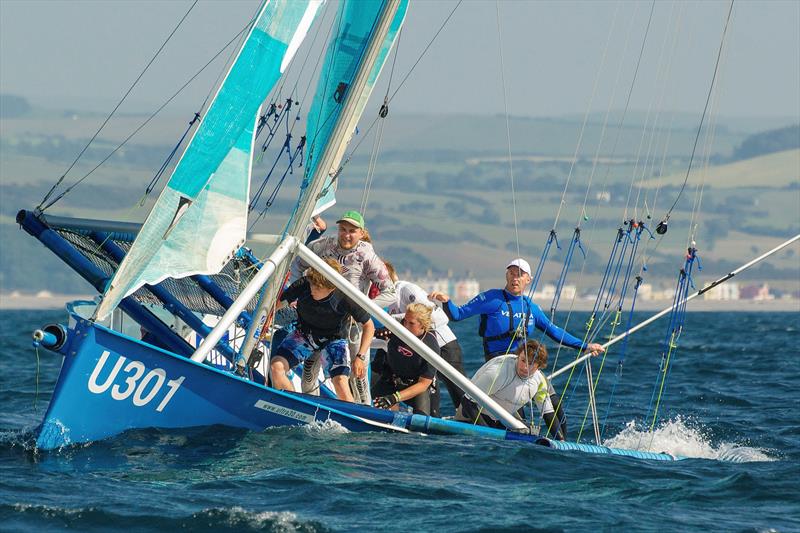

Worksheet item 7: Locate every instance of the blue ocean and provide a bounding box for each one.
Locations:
[1,309,798,532]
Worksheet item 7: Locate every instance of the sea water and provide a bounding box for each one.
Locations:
[1,309,798,532]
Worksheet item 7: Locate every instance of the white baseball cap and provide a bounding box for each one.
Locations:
[506,258,532,276]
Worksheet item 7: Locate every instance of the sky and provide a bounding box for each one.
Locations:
[0,0,798,121]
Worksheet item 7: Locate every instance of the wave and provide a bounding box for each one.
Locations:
[602,416,775,462]
[2,504,330,532]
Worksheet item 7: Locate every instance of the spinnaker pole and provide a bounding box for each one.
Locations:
[550,233,800,380]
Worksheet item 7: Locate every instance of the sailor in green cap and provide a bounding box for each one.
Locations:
[290,209,395,404]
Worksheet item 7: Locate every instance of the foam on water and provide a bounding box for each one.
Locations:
[603,416,775,462]
[6,504,327,532]
[301,419,349,436]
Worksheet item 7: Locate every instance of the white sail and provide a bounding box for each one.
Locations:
[94,0,324,320]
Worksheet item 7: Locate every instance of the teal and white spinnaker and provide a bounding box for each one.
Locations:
[95,0,324,320]
[305,0,409,216]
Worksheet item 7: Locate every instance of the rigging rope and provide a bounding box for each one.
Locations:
[495,0,522,262]
[38,12,258,212]
[656,0,735,234]
[360,27,403,216]
[37,0,199,212]
[643,246,700,448]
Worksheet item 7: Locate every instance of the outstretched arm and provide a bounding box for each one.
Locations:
[529,303,586,350]
[431,291,497,322]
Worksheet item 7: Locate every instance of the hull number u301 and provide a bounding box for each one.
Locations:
[88,350,185,412]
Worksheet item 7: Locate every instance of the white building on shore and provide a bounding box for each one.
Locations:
[410,277,480,305]
[703,281,740,301]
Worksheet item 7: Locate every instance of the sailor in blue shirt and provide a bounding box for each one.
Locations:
[430,258,604,361]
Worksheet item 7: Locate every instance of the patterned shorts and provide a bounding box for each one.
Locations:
[274,329,351,378]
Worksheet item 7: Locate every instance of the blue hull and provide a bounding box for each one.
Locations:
[37,314,408,450]
[36,309,680,462]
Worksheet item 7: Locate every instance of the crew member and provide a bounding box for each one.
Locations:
[271,259,375,402]
[456,340,567,440]
[371,303,438,415]
[383,260,465,413]
[429,258,604,361]
[290,210,395,403]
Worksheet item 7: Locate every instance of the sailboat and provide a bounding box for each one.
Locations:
[16,0,797,460]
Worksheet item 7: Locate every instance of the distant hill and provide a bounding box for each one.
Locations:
[731,124,800,161]
[0,94,32,118]
[2,111,798,295]
[640,148,800,189]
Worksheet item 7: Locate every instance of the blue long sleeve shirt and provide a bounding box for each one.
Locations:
[443,288,586,356]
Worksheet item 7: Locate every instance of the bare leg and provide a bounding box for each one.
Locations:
[331,375,354,402]
[270,356,295,392]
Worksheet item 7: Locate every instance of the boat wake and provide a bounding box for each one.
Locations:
[603,416,775,462]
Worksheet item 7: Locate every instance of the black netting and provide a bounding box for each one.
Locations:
[53,228,261,315]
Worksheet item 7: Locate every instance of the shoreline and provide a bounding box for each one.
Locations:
[1,293,798,313]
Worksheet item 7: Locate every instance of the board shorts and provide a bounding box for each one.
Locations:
[274,329,351,378]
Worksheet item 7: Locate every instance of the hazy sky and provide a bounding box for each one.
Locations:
[1,0,798,120]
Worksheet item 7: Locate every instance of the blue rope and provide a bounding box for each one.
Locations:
[249,137,306,230]
[591,228,624,314]
[258,99,293,154]
[614,223,645,310]
[529,229,558,296]
[603,226,631,312]
[255,103,277,139]
[249,134,293,212]
[600,275,642,438]
[142,112,201,200]
[643,248,699,428]
[550,228,582,316]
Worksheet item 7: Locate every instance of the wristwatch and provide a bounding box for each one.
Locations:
[356,353,367,361]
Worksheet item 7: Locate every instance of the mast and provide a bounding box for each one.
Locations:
[240,0,405,361]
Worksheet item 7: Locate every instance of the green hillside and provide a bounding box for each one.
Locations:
[641,148,799,189]
[2,111,798,296]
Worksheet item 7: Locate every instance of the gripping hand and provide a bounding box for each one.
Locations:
[374,392,400,409]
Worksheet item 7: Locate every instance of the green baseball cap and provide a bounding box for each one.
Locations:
[336,210,365,229]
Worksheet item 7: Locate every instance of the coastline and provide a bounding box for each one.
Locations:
[1,292,797,313]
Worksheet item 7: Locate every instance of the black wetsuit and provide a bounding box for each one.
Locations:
[371,331,439,415]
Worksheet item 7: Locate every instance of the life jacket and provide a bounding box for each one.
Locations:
[478,290,531,356]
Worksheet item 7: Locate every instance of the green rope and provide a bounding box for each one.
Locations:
[649,330,679,435]
[576,309,621,442]
[548,312,597,438]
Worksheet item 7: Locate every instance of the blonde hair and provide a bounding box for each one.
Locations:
[305,258,341,290]
[405,303,433,332]
[361,228,372,243]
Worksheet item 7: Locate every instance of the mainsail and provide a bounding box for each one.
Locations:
[304,0,409,216]
[94,0,324,320]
